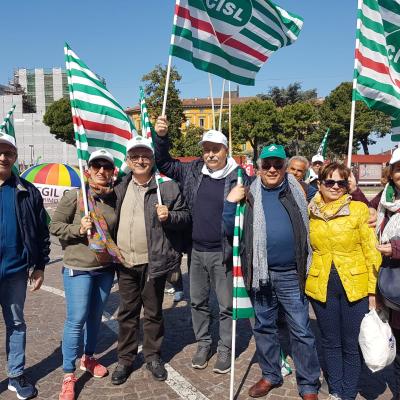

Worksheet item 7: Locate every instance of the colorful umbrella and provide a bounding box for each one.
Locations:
[21,163,83,187]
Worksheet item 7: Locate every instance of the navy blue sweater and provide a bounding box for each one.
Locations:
[261,184,296,270]
[192,176,225,252]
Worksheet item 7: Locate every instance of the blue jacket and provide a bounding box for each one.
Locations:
[0,174,50,279]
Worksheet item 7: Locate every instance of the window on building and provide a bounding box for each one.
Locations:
[199,117,205,128]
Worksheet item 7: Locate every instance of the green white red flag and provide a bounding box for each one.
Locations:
[169,0,304,86]
[65,43,136,174]
[354,0,400,141]
[0,104,19,174]
[317,128,330,158]
[233,169,254,320]
[139,88,171,185]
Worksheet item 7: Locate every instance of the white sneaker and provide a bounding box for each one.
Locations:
[328,394,342,400]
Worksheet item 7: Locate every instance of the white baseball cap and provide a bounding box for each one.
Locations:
[0,132,17,149]
[389,147,400,165]
[126,135,154,153]
[311,154,324,164]
[199,130,228,148]
[88,149,115,166]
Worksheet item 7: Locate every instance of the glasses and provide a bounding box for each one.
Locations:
[0,151,17,158]
[322,179,348,189]
[127,154,152,163]
[261,161,285,171]
[90,162,114,171]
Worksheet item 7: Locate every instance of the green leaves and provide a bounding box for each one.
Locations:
[43,97,75,145]
[142,65,186,157]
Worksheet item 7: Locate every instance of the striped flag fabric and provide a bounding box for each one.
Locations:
[65,43,136,174]
[232,169,254,320]
[169,0,304,86]
[354,0,400,141]
[0,104,19,174]
[139,87,171,184]
[317,128,330,158]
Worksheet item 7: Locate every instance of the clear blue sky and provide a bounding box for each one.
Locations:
[1,0,394,152]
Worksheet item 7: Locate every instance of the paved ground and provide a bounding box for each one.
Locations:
[0,200,396,399]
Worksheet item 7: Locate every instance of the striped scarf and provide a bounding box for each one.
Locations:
[79,188,124,265]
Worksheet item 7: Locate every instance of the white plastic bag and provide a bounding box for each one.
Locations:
[359,309,396,372]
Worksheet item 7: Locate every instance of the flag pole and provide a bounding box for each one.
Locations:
[229,318,237,400]
[208,73,216,130]
[218,80,226,131]
[162,1,180,117]
[228,81,232,157]
[347,0,362,168]
[162,55,173,117]
[65,46,91,233]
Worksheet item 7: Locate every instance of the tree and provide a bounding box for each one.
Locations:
[142,65,186,157]
[231,99,280,160]
[319,82,391,156]
[278,102,320,156]
[43,97,75,145]
[257,82,317,107]
[180,125,204,157]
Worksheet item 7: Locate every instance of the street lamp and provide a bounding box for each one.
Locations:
[29,144,34,166]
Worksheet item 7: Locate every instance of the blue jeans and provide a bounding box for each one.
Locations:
[311,267,368,400]
[62,268,114,373]
[0,270,28,377]
[251,269,320,396]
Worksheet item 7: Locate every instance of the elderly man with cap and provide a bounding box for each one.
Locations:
[0,133,50,399]
[223,144,320,400]
[307,154,324,189]
[51,149,121,400]
[111,135,190,385]
[153,116,250,374]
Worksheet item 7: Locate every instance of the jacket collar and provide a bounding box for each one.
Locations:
[122,172,157,191]
[9,173,28,192]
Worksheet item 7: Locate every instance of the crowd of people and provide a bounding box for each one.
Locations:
[0,119,400,400]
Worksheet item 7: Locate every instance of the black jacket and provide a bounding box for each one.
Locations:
[153,134,251,262]
[2,174,50,277]
[224,177,309,293]
[114,173,191,278]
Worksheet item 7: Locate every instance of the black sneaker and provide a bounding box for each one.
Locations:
[8,375,38,399]
[191,345,211,369]
[146,359,167,381]
[213,350,231,374]
[111,364,133,385]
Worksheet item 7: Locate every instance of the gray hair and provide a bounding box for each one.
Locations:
[288,155,309,169]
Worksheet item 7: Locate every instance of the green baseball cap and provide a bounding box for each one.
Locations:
[259,144,286,159]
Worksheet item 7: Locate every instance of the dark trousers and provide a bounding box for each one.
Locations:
[311,268,368,400]
[116,264,166,365]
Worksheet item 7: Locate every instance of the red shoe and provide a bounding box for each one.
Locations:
[59,374,77,400]
[80,355,108,378]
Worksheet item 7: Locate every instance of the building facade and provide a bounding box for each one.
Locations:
[0,67,77,167]
[125,89,255,152]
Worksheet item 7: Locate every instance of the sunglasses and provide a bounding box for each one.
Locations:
[322,179,348,189]
[261,161,285,171]
[127,154,152,163]
[90,162,114,171]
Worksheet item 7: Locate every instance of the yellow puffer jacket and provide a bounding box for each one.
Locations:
[305,194,382,303]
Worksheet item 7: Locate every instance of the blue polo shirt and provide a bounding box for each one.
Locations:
[0,176,28,279]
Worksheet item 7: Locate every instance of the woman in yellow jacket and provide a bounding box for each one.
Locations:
[305,162,381,400]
